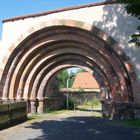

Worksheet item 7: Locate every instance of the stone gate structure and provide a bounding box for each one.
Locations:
[0,1,140,118]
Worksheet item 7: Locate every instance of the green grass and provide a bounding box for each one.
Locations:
[122,119,140,127]
[83,97,101,107]
[27,114,38,120]
[44,109,69,115]
[27,109,70,120]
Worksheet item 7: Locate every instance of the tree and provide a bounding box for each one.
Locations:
[56,69,76,89]
[117,0,140,46]
[76,68,86,73]
[56,70,69,88]
[68,72,76,88]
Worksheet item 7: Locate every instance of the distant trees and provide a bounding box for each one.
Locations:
[76,68,86,73]
[117,0,140,46]
[56,70,69,88]
[56,68,84,89]
[56,68,87,89]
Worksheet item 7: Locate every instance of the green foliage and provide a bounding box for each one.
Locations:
[57,70,69,88]
[76,68,86,73]
[117,0,140,47]
[45,108,54,113]
[56,70,75,89]
[117,0,140,18]
[83,99,88,106]
[68,72,76,88]
[122,119,140,127]
[86,97,101,107]
[63,99,75,110]
[83,97,101,107]
[27,114,37,120]
[129,27,140,46]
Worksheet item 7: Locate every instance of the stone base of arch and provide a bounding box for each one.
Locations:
[0,98,139,119]
[37,99,44,113]
[27,96,66,113]
[30,99,38,114]
[102,101,135,120]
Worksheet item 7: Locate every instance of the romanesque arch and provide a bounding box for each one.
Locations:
[0,20,137,117]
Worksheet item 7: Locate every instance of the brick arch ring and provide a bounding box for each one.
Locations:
[0,19,137,109]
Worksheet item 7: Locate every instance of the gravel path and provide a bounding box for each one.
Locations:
[0,110,140,140]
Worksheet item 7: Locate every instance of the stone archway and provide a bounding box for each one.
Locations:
[0,20,137,119]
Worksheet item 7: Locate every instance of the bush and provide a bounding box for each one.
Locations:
[122,119,140,127]
[63,99,75,110]
[45,108,55,113]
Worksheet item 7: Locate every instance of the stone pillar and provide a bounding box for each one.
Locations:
[30,100,36,114]
[1,96,8,102]
[25,99,31,113]
[1,97,10,103]
[102,101,135,120]
[37,100,44,113]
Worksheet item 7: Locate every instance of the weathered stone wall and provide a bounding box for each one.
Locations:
[27,95,66,113]
[44,96,66,111]
[0,101,27,130]
[60,91,100,105]
[102,101,140,119]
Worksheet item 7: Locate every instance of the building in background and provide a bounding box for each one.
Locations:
[72,72,99,89]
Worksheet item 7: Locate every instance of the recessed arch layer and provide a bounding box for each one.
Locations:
[0,20,137,109]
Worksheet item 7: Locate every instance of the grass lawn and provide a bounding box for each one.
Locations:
[122,119,140,127]
[27,109,71,120]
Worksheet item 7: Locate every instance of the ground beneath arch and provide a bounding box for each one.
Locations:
[0,110,140,140]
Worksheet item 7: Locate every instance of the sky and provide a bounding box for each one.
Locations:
[0,0,103,39]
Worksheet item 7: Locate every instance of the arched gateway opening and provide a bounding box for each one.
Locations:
[0,20,136,119]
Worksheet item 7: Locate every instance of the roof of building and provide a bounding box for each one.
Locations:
[72,72,99,89]
[3,1,116,23]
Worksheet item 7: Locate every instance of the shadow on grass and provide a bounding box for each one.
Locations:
[121,119,140,127]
